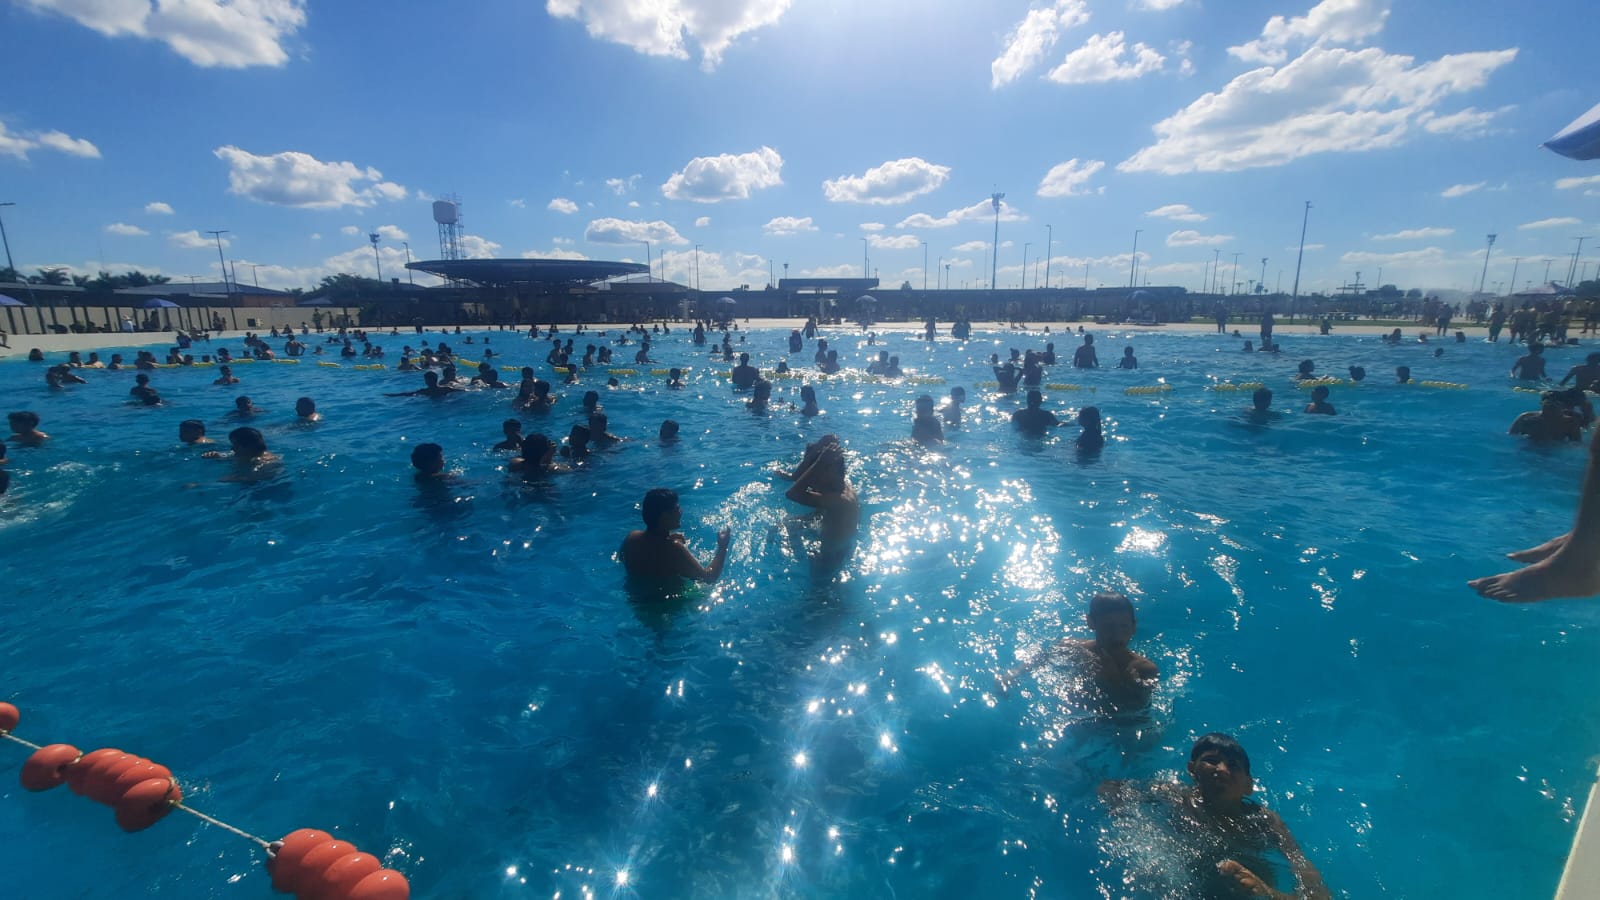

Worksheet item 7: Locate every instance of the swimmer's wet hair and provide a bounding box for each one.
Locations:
[1088,591,1134,620]
[520,433,554,463]
[229,427,267,455]
[9,410,41,428]
[180,419,205,434]
[410,442,444,473]
[503,418,522,430]
[1190,733,1250,774]
[659,419,680,438]
[641,487,678,528]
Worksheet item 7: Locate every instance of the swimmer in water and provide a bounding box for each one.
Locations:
[229,396,263,418]
[730,352,760,390]
[509,433,567,476]
[1511,343,1548,381]
[202,426,281,481]
[942,386,966,427]
[1472,424,1600,602]
[494,419,524,451]
[1508,394,1583,444]
[658,419,680,445]
[1073,333,1099,368]
[1303,385,1336,415]
[386,370,458,399]
[619,487,731,584]
[1099,734,1331,900]
[1244,387,1281,424]
[179,420,214,445]
[748,379,773,414]
[588,412,627,447]
[129,374,162,406]
[799,384,820,418]
[1396,366,1412,384]
[410,442,458,483]
[213,365,240,386]
[666,368,686,389]
[1117,346,1138,370]
[1560,352,1600,393]
[1075,406,1105,452]
[1000,591,1158,705]
[784,436,860,568]
[1011,389,1061,436]
[1295,359,1316,381]
[7,411,48,446]
[295,397,322,423]
[911,394,944,445]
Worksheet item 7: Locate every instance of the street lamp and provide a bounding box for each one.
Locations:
[990,192,1005,291]
[693,244,702,293]
[402,241,414,285]
[1570,236,1593,287]
[205,229,232,293]
[1129,229,1141,288]
[641,240,651,283]
[369,232,382,282]
[1477,233,1497,295]
[922,241,928,291]
[862,237,869,279]
[248,264,262,288]
[1022,242,1031,289]
[1230,252,1241,296]
[1044,224,1053,289]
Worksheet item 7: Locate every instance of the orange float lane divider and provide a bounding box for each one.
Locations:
[0,701,409,899]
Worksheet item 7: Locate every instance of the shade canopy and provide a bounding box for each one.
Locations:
[716,296,737,306]
[0,294,25,307]
[298,297,335,306]
[1544,101,1600,161]
[140,298,180,309]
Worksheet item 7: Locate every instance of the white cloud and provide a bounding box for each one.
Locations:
[214,146,407,209]
[763,216,817,236]
[627,200,640,208]
[0,118,99,161]
[1135,0,1187,9]
[662,146,783,202]
[605,174,641,195]
[801,263,867,279]
[1340,246,1446,266]
[694,216,711,227]
[869,234,921,250]
[508,198,527,209]
[1118,46,1519,175]
[170,229,228,250]
[584,217,689,245]
[309,233,321,241]
[1519,217,1582,230]
[340,225,361,236]
[549,197,579,214]
[1556,175,1600,191]
[144,201,173,215]
[521,247,589,261]
[457,235,501,258]
[1441,182,1485,198]
[822,157,951,205]
[552,237,574,246]
[1047,32,1166,84]
[1166,230,1233,247]
[375,225,408,241]
[1229,0,1390,65]
[18,0,307,68]
[860,222,885,232]
[546,0,792,70]
[1036,158,1105,197]
[953,240,989,252]
[896,196,1027,229]
[1422,105,1512,135]
[1373,226,1453,240]
[1146,203,1207,222]
[105,222,148,236]
[991,0,1090,88]
[659,246,767,288]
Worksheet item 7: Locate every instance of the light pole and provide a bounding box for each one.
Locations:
[402,241,414,284]
[1044,224,1053,289]
[368,232,382,282]
[205,229,232,294]
[1259,258,1268,294]
[1507,257,1522,298]
[693,244,702,294]
[1477,233,1497,295]
[1570,236,1593,287]
[1022,242,1031,289]
[1230,252,1241,296]
[990,192,1005,291]
[945,263,951,290]
[1211,248,1221,293]
[937,256,943,289]
[922,241,928,291]
[248,264,262,288]
[1290,201,1312,312]
[642,241,651,283]
[862,237,869,279]
[1129,229,1141,288]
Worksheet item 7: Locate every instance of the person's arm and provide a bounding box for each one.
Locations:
[1561,367,1576,386]
[1263,810,1332,900]
[785,447,839,509]
[675,526,732,582]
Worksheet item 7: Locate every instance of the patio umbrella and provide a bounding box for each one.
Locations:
[141,297,178,330]
[1544,101,1600,161]
[0,293,23,335]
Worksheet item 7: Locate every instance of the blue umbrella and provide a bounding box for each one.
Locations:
[140,297,180,309]
[1544,101,1600,161]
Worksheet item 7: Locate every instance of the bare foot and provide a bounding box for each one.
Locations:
[1507,532,1569,563]
[1469,548,1600,603]
[1217,859,1276,897]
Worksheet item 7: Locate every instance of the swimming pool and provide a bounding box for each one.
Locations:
[2,325,1597,898]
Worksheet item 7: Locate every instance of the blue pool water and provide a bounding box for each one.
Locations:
[2,325,1598,898]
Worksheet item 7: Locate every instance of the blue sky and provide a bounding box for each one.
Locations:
[0,0,1596,295]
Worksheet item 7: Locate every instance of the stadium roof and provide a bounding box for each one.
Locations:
[405,258,648,286]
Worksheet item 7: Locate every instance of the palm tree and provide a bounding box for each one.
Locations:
[32,268,69,286]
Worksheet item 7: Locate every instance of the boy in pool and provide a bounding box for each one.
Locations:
[409,442,455,482]
[1472,424,1600,603]
[1100,733,1331,900]
[7,411,47,446]
[784,437,861,568]
[295,397,322,423]
[494,419,524,451]
[1011,389,1061,435]
[1511,343,1547,381]
[619,487,731,584]
[1001,591,1158,702]
[1117,346,1138,369]
[1303,386,1335,415]
[178,420,214,445]
[912,395,944,445]
[942,386,966,427]
[202,426,281,481]
[1244,387,1281,424]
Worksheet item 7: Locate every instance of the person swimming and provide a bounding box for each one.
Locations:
[942,386,966,427]
[386,370,458,399]
[1511,343,1548,381]
[494,419,524,451]
[619,487,731,585]
[1117,346,1138,370]
[129,374,162,406]
[178,419,214,445]
[1000,590,1159,708]
[1508,394,1584,443]
[1011,389,1061,436]
[783,435,860,569]
[1073,334,1099,368]
[911,395,944,445]
[295,397,322,422]
[799,384,820,418]
[1075,406,1105,452]
[1303,385,1336,415]
[1244,387,1281,424]
[202,426,281,481]
[6,411,47,446]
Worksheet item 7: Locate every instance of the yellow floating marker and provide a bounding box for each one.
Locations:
[272,358,299,364]
[1124,384,1174,395]
[353,364,386,370]
[193,361,215,367]
[230,358,255,364]
[905,376,947,386]
[1296,378,1345,389]
[977,380,999,388]
[608,368,637,375]
[318,361,342,368]
[1421,380,1468,390]
[1045,383,1088,392]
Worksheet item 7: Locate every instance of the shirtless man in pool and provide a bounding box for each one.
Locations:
[620,487,731,584]
[784,436,861,567]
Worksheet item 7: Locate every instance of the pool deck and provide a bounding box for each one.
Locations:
[1559,763,1600,899]
[0,318,1488,360]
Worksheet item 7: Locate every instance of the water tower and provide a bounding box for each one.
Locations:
[433,195,463,261]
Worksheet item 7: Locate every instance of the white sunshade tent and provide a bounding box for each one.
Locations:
[1544,101,1600,161]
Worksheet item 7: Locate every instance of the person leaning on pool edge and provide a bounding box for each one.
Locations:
[620,487,731,584]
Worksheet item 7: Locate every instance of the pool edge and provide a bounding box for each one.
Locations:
[1558,761,1600,898]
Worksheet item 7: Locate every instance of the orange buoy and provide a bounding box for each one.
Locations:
[107,761,172,804]
[293,840,357,891]
[0,701,18,732]
[268,829,334,892]
[346,869,410,900]
[308,852,382,900]
[20,744,81,791]
[113,777,181,832]
[66,748,123,795]
[84,754,143,804]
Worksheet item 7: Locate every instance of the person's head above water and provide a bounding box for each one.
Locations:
[1026,389,1044,409]
[914,394,935,414]
[1078,406,1101,429]
[1190,732,1251,777]
[519,433,555,466]
[1396,365,1411,383]
[641,487,680,529]
[1297,359,1315,376]
[1252,387,1273,410]
[295,397,316,417]
[410,442,445,475]
[1310,385,1331,402]
[179,419,206,442]
[738,352,750,365]
[424,370,441,387]
[1348,366,1366,382]
[228,426,268,458]
[1087,590,1136,647]
[234,396,254,412]
[659,419,680,441]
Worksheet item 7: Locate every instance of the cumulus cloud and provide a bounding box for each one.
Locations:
[763,216,817,236]
[144,201,173,215]
[1555,174,1600,191]
[457,235,502,259]
[0,118,99,161]
[991,0,1090,88]
[585,217,689,245]
[522,246,589,261]
[1373,226,1453,240]
[953,240,989,252]
[1118,45,1518,175]
[508,198,527,209]
[896,197,1027,229]
[869,234,921,250]
[1166,230,1233,247]
[659,246,768,289]
[549,197,579,214]
[214,146,407,209]
[1135,0,1187,8]
[1442,182,1485,198]
[1037,158,1105,197]
[1229,0,1390,65]
[860,222,885,232]
[546,0,792,70]
[105,222,148,236]
[662,146,783,203]
[1340,246,1446,266]
[694,216,711,227]
[170,229,227,249]
[340,225,361,236]
[1147,203,1207,222]
[375,225,408,241]
[18,0,307,68]
[1421,105,1512,135]
[823,157,950,205]
[1519,217,1582,230]
[606,174,641,195]
[1047,32,1166,84]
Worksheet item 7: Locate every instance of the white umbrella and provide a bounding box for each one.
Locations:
[1544,101,1600,161]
